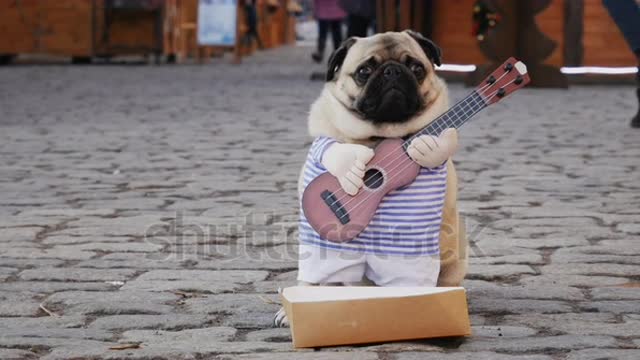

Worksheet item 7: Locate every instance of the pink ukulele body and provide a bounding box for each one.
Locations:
[302,58,530,243]
[302,138,420,242]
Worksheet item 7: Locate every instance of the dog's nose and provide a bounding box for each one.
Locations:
[383,64,402,80]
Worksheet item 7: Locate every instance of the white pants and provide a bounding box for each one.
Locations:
[297,244,440,286]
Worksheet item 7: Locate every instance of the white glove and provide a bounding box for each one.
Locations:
[407,128,458,168]
[322,143,375,195]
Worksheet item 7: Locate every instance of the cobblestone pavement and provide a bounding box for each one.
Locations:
[1,46,639,360]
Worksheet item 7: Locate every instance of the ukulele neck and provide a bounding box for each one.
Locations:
[410,58,530,139]
[415,91,487,137]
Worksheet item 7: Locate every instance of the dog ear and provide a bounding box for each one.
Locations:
[326,37,357,82]
[404,30,442,67]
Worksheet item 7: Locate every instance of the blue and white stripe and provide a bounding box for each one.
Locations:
[299,136,447,256]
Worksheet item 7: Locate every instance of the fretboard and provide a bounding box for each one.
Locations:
[414,91,487,138]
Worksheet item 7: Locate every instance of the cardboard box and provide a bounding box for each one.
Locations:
[281,286,471,348]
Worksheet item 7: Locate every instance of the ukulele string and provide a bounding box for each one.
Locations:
[327,68,512,211]
[365,94,484,187]
[335,79,517,223]
[336,80,516,221]
[361,68,514,179]
[334,89,500,223]
[326,81,495,209]
[335,93,487,215]
[327,80,495,210]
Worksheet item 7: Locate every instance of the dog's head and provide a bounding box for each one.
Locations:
[326,30,443,125]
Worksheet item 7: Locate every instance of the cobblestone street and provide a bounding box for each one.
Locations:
[1,45,639,359]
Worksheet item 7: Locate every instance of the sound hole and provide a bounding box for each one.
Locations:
[363,168,384,189]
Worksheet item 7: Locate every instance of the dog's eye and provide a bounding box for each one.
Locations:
[410,64,425,78]
[357,66,373,77]
[354,65,373,85]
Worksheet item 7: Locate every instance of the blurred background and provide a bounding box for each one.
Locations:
[1,3,639,358]
[0,0,637,77]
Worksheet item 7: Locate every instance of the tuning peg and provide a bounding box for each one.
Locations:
[514,75,524,85]
[504,63,513,72]
[486,75,496,84]
[496,88,506,98]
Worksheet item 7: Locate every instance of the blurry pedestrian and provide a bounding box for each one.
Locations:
[242,0,263,50]
[340,0,375,37]
[603,0,640,128]
[312,0,345,63]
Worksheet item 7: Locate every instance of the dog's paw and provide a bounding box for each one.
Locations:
[273,306,289,327]
[407,128,458,169]
[322,143,374,195]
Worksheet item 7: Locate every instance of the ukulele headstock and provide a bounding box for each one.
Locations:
[477,57,530,105]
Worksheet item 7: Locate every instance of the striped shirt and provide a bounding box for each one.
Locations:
[299,136,447,256]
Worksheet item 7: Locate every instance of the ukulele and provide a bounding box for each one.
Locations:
[302,57,530,243]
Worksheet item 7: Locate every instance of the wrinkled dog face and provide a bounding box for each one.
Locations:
[326,31,442,125]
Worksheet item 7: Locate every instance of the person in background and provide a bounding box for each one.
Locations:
[340,0,376,37]
[603,0,640,128]
[243,0,263,50]
[312,0,345,63]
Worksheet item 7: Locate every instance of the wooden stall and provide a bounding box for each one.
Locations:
[428,0,565,68]
[376,0,636,68]
[0,0,297,64]
[0,0,166,62]
[582,0,636,67]
[257,0,297,49]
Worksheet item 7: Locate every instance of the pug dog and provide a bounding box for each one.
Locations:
[274,30,468,327]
